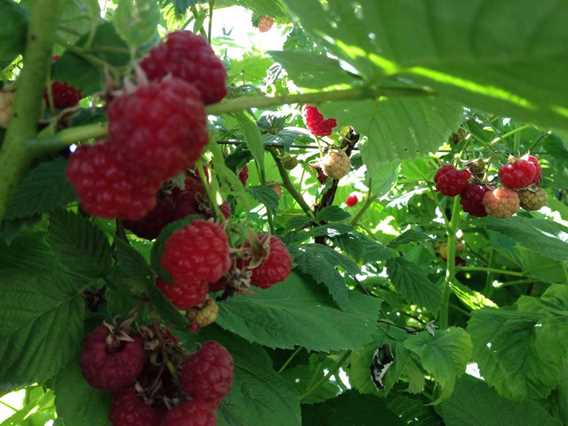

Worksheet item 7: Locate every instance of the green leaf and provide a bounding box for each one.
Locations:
[333,232,397,264]
[114,0,160,48]
[248,185,279,212]
[450,280,497,310]
[440,376,562,426]
[217,273,380,351]
[316,206,350,222]
[387,394,441,426]
[0,0,27,65]
[404,328,472,403]
[229,0,288,19]
[366,160,400,198]
[57,0,100,45]
[110,239,153,295]
[386,257,442,312]
[54,359,111,426]
[234,111,265,179]
[47,211,112,279]
[301,390,404,426]
[5,159,76,220]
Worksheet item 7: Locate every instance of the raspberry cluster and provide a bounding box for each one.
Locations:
[302,104,337,137]
[80,324,233,426]
[67,30,226,221]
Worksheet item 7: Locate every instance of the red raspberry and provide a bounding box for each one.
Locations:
[258,16,274,32]
[238,166,249,185]
[251,235,292,288]
[140,31,227,105]
[181,341,233,406]
[109,389,162,426]
[161,220,231,285]
[460,184,489,217]
[163,400,215,426]
[108,78,208,182]
[171,175,207,220]
[66,142,160,220]
[499,158,537,189]
[434,165,471,196]
[80,325,145,391]
[525,155,542,184]
[220,201,232,219]
[123,193,176,239]
[45,81,82,109]
[157,278,209,309]
[302,105,337,137]
[346,194,358,207]
[483,187,520,218]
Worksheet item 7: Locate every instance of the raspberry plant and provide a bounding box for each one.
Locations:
[1,1,568,425]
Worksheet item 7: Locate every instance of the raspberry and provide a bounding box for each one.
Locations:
[483,187,520,218]
[281,155,298,170]
[346,194,358,207]
[171,175,207,220]
[140,31,227,105]
[238,166,249,185]
[161,220,231,285]
[162,400,216,426]
[0,90,15,128]
[108,78,208,182]
[460,184,489,217]
[188,298,220,331]
[181,341,233,406]
[518,187,547,211]
[45,81,82,109]
[67,142,160,220]
[123,193,176,239]
[525,155,542,184]
[434,165,471,196]
[302,105,337,137]
[109,389,162,426]
[157,278,209,310]
[220,201,232,219]
[499,158,537,189]
[321,150,351,179]
[251,235,292,288]
[80,325,145,391]
[257,16,274,32]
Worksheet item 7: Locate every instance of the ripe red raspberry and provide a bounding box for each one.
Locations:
[140,31,227,105]
[123,193,176,239]
[483,187,520,218]
[162,400,215,426]
[302,105,337,137]
[238,166,249,185]
[525,155,542,184]
[258,16,274,32]
[157,278,209,310]
[45,81,82,109]
[460,184,489,217]
[434,165,471,196]
[518,187,547,211]
[171,175,207,220]
[181,341,233,406]
[499,158,537,189]
[346,194,358,207]
[108,78,208,182]
[109,389,162,426]
[80,325,145,391]
[161,220,231,285]
[67,142,160,220]
[251,235,292,288]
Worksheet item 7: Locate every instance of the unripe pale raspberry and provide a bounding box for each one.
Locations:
[321,150,351,180]
[108,78,208,182]
[251,235,292,288]
[162,400,216,426]
[460,184,489,217]
[518,187,547,211]
[181,341,234,406]
[346,194,358,207]
[188,298,220,332]
[499,158,537,189]
[140,30,227,105]
[302,105,337,137]
[80,325,145,391]
[483,187,520,218]
[161,220,231,285]
[434,165,471,196]
[109,389,162,426]
[157,278,209,310]
[45,81,82,109]
[258,16,274,32]
[0,90,15,128]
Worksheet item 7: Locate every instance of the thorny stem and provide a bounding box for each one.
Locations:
[439,197,461,329]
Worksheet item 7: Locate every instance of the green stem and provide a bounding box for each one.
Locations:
[277,347,302,373]
[301,351,350,400]
[27,122,108,157]
[196,160,223,222]
[482,249,495,296]
[490,124,532,146]
[0,0,63,222]
[0,398,18,412]
[457,266,526,277]
[498,278,534,287]
[207,0,215,44]
[439,197,461,329]
[351,180,374,226]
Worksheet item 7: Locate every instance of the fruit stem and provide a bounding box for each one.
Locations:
[27,122,108,158]
[457,266,526,277]
[351,179,374,226]
[0,0,63,222]
[439,196,461,329]
[196,159,223,223]
[300,351,351,400]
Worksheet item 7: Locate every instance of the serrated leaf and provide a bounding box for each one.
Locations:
[47,211,112,279]
[366,160,400,198]
[316,206,350,222]
[388,229,431,248]
[217,273,380,351]
[114,0,160,48]
[57,0,100,45]
[450,280,498,310]
[333,232,397,264]
[404,328,472,403]
[387,394,442,426]
[248,185,279,212]
[386,257,442,312]
[5,159,76,220]
[110,239,154,295]
[234,111,265,179]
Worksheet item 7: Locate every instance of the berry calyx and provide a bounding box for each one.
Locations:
[140,30,227,105]
[518,187,547,211]
[434,165,471,196]
[45,81,82,109]
[499,158,538,189]
[302,105,337,137]
[109,389,162,426]
[346,194,359,207]
[483,187,520,218]
[181,341,234,407]
[250,235,292,288]
[80,325,145,391]
[157,278,209,310]
[162,400,216,426]
[460,184,489,217]
[161,220,231,285]
[321,150,351,180]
